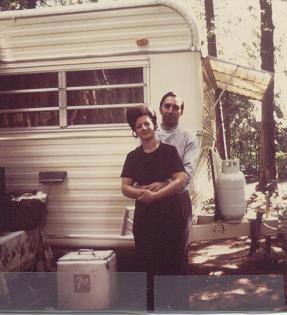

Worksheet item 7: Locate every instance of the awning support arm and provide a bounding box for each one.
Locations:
[212,65,240,114]
[203,65,240,128]
[219,100,228,159]
[212,65,239,159]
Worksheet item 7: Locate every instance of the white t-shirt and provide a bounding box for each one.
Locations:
[155,125,198,181]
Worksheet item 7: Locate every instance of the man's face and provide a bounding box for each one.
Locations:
[160,96,182,128]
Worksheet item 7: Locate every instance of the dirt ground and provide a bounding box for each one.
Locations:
[187,236,287,312]
[184,181,287,312]
[117,182,287,312]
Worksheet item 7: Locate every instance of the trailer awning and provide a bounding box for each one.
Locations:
[206,56,274,101]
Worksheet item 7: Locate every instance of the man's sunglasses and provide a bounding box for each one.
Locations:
[163,103,180,111]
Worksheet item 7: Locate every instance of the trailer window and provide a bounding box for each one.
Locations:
[0,73,59,128]
[66,68,144,125]
[0,67,146,129]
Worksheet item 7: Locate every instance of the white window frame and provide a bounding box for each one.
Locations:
[0,58,149,131]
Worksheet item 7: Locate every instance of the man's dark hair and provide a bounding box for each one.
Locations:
[159,91,184,112]
[126,106,157,132]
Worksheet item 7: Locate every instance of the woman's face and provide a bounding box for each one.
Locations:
[134,115,155,141]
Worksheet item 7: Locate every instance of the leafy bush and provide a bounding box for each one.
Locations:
[276,151,287,180]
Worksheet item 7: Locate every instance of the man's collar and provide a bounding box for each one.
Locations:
[160,124,179,132]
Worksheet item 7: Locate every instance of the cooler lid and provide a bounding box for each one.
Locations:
[58,249,114,262]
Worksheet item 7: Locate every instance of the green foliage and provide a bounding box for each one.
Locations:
[222,92,260,183]
[276,123,287,180]
[276,129,287,152]
[0,0,36,10]
[224,92,287,183]
[276,151,287,180]
[0,0,98,10]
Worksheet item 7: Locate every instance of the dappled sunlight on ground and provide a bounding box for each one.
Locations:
[191,242,250,264]
[237,277,252,285]
[188,274,285,311]
[229,288,245,295]
[186,182,287,311]
[188,236,287,311]
[209,271,223,275]
[222,263,238,269]
[200,291,219,301]
[255,286,269,294]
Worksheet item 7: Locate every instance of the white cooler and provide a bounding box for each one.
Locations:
[57,249,117,310]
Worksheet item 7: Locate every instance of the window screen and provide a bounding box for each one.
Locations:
[0,67,146,129]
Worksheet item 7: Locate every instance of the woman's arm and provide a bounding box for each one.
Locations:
[135,180,170,192]
[138,171,188,204]
[121,177,147,200]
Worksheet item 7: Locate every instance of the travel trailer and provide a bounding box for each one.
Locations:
[0,0,275,257]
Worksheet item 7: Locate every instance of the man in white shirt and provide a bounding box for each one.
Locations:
[151,92,198,309]
[156,91,198,274]
[157,91,198,188]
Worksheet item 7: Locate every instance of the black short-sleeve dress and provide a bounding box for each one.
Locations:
[121,142,186,275]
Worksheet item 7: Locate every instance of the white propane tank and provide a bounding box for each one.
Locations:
[216,159,246,223]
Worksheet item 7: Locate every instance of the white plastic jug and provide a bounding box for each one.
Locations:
[216,159,246,223]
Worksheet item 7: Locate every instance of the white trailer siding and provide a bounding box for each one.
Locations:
[0,52,203,248]
[0,1,198,64]
[0,1,205,248]
[0,128,137,247]
[149,52,203,134]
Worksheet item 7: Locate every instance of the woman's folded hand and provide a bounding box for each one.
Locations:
[137,190,157,204]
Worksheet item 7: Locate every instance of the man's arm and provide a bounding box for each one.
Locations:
[183,133,199,178]
[136,180,170,192]
[138,171,188,204]
[121,178,147,199]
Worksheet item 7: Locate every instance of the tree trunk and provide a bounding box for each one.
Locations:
[204,0,217,57]
[204,0,226,159]
[258,0,277,188]
[26,0,37,9]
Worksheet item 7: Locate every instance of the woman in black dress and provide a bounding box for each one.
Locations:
[121,107,188,310]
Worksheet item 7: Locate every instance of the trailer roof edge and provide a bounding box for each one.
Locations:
[0,0,200,51]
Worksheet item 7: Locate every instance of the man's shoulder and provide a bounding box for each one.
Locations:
[157,125,189,136]
[177,127,196,142]
[157,126,196,145]
[177,126,189,136]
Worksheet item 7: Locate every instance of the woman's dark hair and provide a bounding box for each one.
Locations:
[126,106,157,132]
[159,91,184,112]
